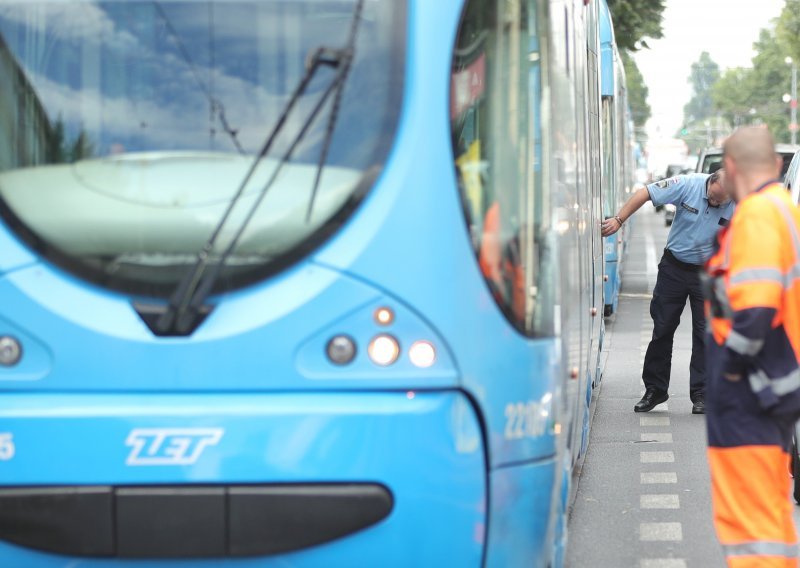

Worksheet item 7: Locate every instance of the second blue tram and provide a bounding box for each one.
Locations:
[0,0,627,565]
[599,0,635,318]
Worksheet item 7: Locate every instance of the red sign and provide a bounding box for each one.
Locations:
[450,54,486,119]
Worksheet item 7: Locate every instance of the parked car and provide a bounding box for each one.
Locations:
[665,163,685,178]
[697,144,800,176]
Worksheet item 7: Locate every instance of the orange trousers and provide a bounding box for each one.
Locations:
[708,446,798,567]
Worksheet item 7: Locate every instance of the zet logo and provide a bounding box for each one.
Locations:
[125,428,223,466]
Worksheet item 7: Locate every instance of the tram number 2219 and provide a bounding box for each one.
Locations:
[504,401,548,440]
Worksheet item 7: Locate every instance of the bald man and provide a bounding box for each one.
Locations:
[704,126,800,567]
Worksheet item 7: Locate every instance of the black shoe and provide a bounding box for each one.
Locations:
[692,395,705,415]
[634,388,669,413]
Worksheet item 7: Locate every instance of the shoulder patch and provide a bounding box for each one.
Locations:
[655,177,679,189]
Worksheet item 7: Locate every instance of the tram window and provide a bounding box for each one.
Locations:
[0,1,405,297]
[451,0,554,337]
[601,97,615,217]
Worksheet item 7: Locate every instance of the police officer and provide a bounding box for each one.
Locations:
[601,169,734,414]
[705,126,800,567]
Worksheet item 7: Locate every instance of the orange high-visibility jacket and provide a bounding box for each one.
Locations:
[705,182,800,415]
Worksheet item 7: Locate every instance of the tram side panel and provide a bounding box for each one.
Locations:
[442,0,576,564]
[599,0,622,318]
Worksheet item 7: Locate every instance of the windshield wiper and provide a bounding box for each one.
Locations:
[304,6,362,222]
[154,0,364,336]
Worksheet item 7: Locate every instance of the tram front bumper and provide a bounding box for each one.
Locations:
[0,391,486,565]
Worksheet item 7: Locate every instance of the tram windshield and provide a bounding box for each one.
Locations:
[0,0,404,296]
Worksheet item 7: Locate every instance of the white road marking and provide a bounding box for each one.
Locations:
[639,522,683,542]
[641,432,673,443]
[641,560,687,568]
[640,472,678,484]
[640,416,670,427]
[640,451,675,463]
[640,494,680,509]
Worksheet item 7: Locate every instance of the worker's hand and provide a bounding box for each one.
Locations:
[723,373,742,382]
[601,217,622,237]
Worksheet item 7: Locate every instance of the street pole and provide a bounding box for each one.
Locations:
[792,62,797,145]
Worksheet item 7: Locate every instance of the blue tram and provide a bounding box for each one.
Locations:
[599,0,635,318]
[0,0,628,566]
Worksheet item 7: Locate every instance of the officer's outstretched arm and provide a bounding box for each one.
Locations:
[600,186,651,237]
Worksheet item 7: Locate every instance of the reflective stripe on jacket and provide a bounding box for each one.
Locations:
[704,182,800,416]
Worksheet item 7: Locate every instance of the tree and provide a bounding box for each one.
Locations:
[711,28,793,142]
[47,116,67,164]
[606,0,666,52]
[69,131,94,162]
[45,116,95,164]
[620,50,650,128]
[711,67,754,127]
[683,52,720,123]
[607,0,665,143]
[777,0,800,63]
[749,27,793,139]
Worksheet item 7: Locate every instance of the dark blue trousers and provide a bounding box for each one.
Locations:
[642,251,705,401]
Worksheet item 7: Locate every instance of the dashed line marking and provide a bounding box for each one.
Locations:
[641,432,673,443]
[640,472,678,484]
[640,451,675,463]
[640,416,670,426]
[641,560,687,568]
[640,494,680,509]
[639,522,683,542]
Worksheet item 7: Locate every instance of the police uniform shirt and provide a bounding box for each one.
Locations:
[647,173,735,265]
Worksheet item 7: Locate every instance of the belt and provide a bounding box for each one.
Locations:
[664,249,702,272]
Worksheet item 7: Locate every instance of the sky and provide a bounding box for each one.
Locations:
[633,0,787,142]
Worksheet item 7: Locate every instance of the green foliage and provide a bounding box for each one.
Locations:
[711,27,793,142]
[683,52,720,123]
[777,0,800,63]
[606,0,666,52]
[47,117,66,164]
[620,50,650,129]
[607,0,665,141]
[678,53,722,153]
[711,68,753,125]
[69,131,94,162]
[46,116,95,163]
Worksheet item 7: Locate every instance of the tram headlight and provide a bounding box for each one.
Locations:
[409,341,436,368]
[368,335,400,366]
[0,336,21,366]
[374,307,394,326]
[326,335,357,365]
